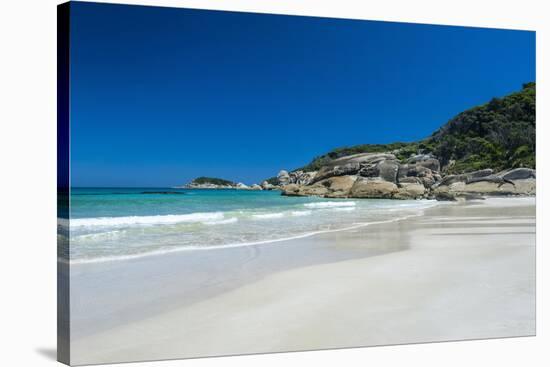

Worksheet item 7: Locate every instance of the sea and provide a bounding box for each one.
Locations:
[63,188,438,264]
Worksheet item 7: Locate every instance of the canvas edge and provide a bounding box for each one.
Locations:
[57,1,71,365]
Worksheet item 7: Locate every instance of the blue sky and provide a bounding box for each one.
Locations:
[69,2,535,187]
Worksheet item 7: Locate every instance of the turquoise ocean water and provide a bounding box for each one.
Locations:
[66,188,437,263]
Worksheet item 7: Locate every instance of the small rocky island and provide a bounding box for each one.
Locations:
[183,83,536,201]
[179,176,262,190]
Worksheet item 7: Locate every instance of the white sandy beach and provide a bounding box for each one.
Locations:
[69,197,535,366]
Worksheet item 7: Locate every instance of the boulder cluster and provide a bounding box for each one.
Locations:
[276,152,535,201]
[432,167,535,200]
[235,183,263,190]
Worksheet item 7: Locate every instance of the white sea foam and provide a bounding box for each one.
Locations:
[291,210,312,217]
[304,201,356,208]
[71,212,225,228]
[66,197,443,265]
[203,217,238,225]
[252,212,285,220]
[74,230,126,240]
[67,206,438,265]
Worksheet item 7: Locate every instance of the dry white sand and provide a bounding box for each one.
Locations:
[69,197,535,366]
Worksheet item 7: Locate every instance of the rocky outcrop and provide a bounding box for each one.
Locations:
[235,183,249,189]
[282,183,327,197]
[498,168,536,181]
[394,182,427,200]
[406,154,441,172]
[280,184,300,196]
[277,170,291,186]
[349,178,398,199]
[433,168,536,201]
[380,160,400,182]
[281,152,441,199]
[282,175,357,198]
[397,163,439,188]
[433,180,535,201]
[277,151,535,200]
[277,170,317,186]
[290,170,317,185]
[312,153,396,183]
[322,176,358,198]
[313,162,361,183]
[261,181,278,190]
[437,169,493,187]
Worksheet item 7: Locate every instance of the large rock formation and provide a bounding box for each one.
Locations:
[261,180,277,190]
[349,178,398,199]
[281,152,440,199]
[277,170,291,186]
[322,176,359,198]
[432,168,536,201]
[277,169,317,186]
[498,168,536,181]
[290,83,535,185]
[282,176,358,198]
[291,170,317,185]
[235,182,249,189]
[394,182,427,200]
[378,160,400,182]
[278,151,535,200]
[406,154,441,172]
[313,153,396,183]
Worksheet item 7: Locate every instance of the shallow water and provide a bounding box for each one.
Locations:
[66,188,437,263]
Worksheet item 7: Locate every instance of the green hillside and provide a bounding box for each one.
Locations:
[298,83,535,174]
[427,82,535,173]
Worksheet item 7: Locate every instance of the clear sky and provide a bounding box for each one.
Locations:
[69,2,535,187]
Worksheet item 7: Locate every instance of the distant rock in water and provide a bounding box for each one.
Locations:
[182,177,237,189]
[181,177,265,190]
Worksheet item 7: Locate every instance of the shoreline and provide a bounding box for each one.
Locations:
[65,195,535,265]
[69,197,535,365]
[66,199,442,265]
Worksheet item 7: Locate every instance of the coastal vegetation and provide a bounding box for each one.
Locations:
[185,84,536,201]
[298,83,535,174]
